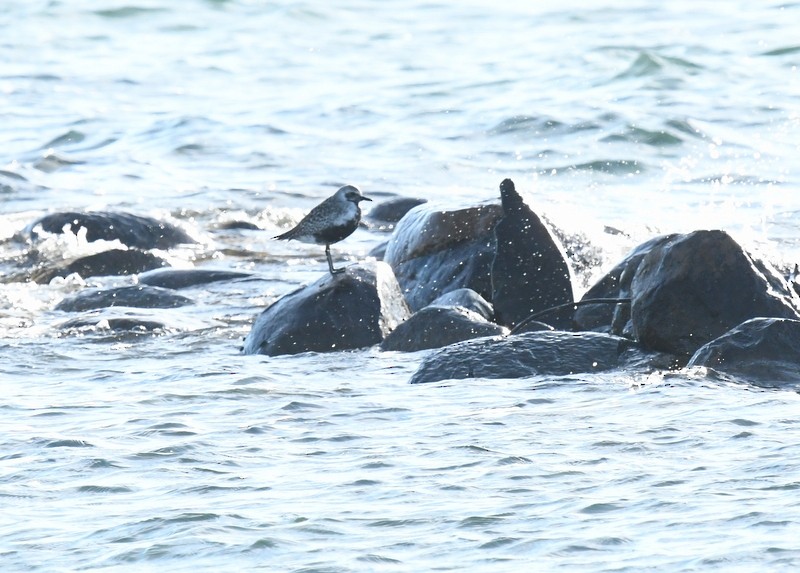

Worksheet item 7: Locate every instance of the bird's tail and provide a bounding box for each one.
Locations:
[273,228,296,241]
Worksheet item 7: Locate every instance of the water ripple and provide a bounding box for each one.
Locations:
[3,1,800,571]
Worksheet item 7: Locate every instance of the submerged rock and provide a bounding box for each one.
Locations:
[28,211,195,249]
[31,248,168,283]
[138,268,253,289]
[214,220,262,231]
[55,285,193,312]
[380,306,506,352]
[384,201,502,310]
[59,314,168,333]
[243,261,410,356]
[409,330,640,384]
[491,179,574,329]
[58,308,206,335]
[631,230,800,357]
[688,317,800,386]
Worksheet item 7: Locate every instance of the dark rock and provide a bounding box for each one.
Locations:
[28,211,195,249]
[380,306,507,352]
[409,330,639,384]
[429,288,494,321]
[366,197,428,226]
[574,234,677,334]
[55,285,193,312]
[138,268,253,289]
[491,179,574,329]
[384,201,502,310]
[31,249,169,283]
[631,230,800,357]
[242,261,410,356]
[688,317,800,386]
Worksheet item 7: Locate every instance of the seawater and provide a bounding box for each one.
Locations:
[2,1,800,571]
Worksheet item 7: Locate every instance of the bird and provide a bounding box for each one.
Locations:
[274,184,372,275]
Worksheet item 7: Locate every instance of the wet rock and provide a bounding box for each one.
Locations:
[27,211,195,249]
[491,179,574,329]
[55,285,193,312]
[384,201,502,311]
[574,234,677,334]
[138,268,253,289]
[429,288,494,321]
[409,330,640,384]
[380,306,507,352]
[31,249,168,283]
[688,317,800,386]
[243,261,410,356]
[631,230,800,357]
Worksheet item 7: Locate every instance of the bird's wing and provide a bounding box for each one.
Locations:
[298,196,337,227]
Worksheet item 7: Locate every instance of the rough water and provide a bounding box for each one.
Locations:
[2,1,800,571]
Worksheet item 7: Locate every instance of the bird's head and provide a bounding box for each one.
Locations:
[338,185,372,204]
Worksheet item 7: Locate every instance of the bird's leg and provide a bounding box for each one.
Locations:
[326,244,344,274]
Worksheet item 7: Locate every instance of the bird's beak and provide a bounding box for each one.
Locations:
[360,196,373,202]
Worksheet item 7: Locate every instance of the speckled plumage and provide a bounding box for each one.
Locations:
[274,185,371,274]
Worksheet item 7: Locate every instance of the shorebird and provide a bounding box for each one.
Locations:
[274,185,372,275]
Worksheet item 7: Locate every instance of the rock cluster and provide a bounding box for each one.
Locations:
[15,183,800,388]
[240,179,800,388]
[15,211,194,285]
[11,210,249,333]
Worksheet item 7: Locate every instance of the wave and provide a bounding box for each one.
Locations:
[607,49,704,81]
[486,115,599,137]
[548,159,646,175]
[600,125,683,147]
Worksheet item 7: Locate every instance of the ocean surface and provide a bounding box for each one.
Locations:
[2,1,800,570]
